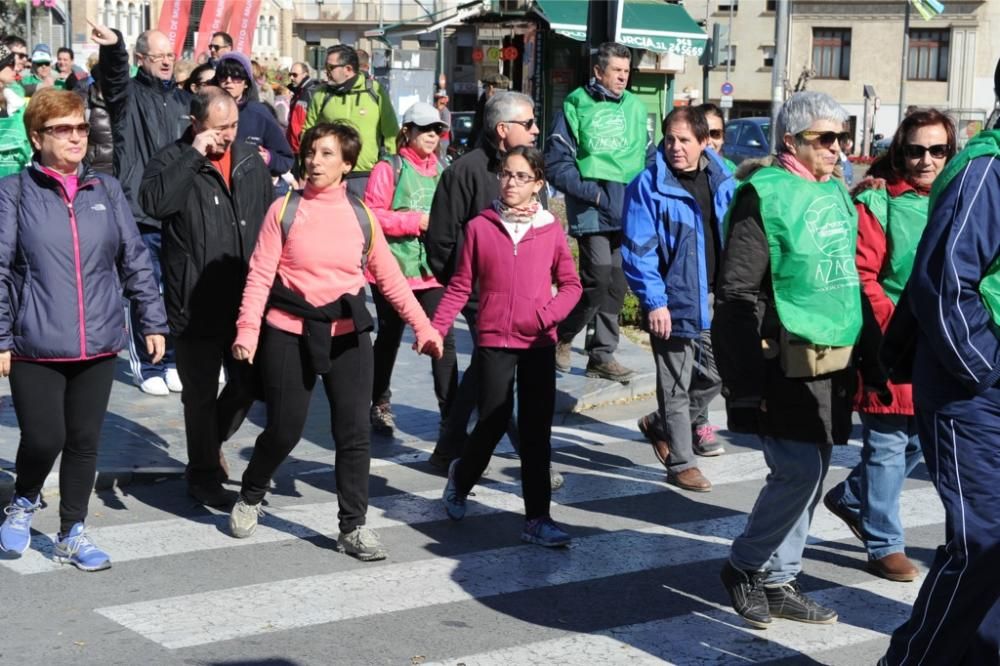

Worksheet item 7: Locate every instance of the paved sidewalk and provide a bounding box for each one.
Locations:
[0,314,657,493]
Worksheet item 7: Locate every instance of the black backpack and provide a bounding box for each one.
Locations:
[276,189,376,268]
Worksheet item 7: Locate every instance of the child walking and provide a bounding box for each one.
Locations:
[430,146,582,546]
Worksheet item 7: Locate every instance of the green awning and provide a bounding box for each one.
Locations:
[533,0,707,57]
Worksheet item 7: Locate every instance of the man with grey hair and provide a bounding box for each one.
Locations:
[714,91,853,628]
[546,42,652,383]
[286,60,317,153]
[91,21,192,396]
[425,91,564,490]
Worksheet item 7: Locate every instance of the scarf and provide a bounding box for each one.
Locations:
[327,75,359,97]
[493,198,540,225]
[777,151,830,182]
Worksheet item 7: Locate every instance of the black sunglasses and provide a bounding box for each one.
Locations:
[708,129,724,140]
[902,143,949,160]
[208,44,226,52]
[412,123,446,135]
[797,130,851,148]
[505,118,535,131]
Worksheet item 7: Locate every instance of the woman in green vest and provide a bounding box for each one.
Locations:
[713,91,857,629]
[824,109,956,584]
[0,44,30,178]
[364,102,457,436]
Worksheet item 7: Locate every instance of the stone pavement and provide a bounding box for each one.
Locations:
[0,313,657,493]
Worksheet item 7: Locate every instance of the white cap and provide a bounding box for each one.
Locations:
[401,101,449,130]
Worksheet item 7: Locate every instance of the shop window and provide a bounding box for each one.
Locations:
[812,28,851,80]
[908,29,949,81]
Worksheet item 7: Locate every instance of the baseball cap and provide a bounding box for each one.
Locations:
[30,44,51,64]
[401,101,449,130]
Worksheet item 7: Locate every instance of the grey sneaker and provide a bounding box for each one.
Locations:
[555,341,573,372]
[585,359,636,384]
[229,498,264,539]
[370,401,395,435]
[550,469,565,491]
[337,527,387,561]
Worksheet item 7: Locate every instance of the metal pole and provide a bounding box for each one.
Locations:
[702,1,710,104]
[724,0,734,121]
[770,0,789,150]
[898,1,911,124]
[25,0,31,49]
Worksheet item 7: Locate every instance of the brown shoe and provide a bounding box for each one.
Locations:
[823,487,863,542]
[867,552,919,582]
[667,467,712,492]
[637,414,670,465]
[555,340,573,373]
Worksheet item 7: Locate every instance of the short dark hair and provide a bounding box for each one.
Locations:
[300,121,362,174]
[663,107,710,143]
[697,103,724,124]
[212,32,233,47]
[57,47,73,59]
[3,35,26,50]
[325,44,359,71]
[504,145,545,182]
[189,86,236,124]
[596,42,631,72]
[868,108,957,181]
[185,63,216,93]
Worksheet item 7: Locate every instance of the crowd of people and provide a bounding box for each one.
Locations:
[0,25,997,663]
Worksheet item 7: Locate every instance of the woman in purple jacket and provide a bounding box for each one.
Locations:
[430,146,582,546]
[0,90,167,571]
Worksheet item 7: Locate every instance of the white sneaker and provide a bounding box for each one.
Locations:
[165,367,183,392]
[139,376,169,396]
[229,498,263,539]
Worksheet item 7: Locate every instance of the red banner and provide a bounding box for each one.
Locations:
[194,0,234,62]
[156,0,191,58]
[228,0,263,55]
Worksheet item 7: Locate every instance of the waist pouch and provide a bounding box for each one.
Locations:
[779,328,853,378]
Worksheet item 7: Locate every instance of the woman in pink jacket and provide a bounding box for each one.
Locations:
[229,122,443,561]
[364,102,457,436]
[432,146,582,547]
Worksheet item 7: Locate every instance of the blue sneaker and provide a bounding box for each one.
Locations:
[521,516,571,547]
[0,495,40,554]
[442,458,467,521]
[54,523,111,572]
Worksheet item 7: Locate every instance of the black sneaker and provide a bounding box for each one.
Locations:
[720,561,771,629]
[370,401,395,435]
[764,580,838,624]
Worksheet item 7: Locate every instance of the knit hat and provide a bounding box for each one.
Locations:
[0,44,14,71]
[30,43,51,64]
[217,52,252,81]
[401,101,448,130]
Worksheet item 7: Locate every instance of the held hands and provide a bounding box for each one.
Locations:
[648,306,672,340]
[88,20,118,46]
[418,214,430,233]
[232,343,256,365]
[412,330,444,359]
[145,335,166,365]
[0,351,10,378]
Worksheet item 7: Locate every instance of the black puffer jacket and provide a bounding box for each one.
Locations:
[85,82,113,175]
[139,138,273,338]
[98,29,191,232]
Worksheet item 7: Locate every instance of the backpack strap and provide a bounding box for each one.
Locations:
[347,193,376,269]
[363,76,380,105]
[388,153,403,184]
[278,189,302,242]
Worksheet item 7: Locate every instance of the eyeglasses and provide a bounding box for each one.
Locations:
[142,52,176,63]
[326,63,348,72]
[504,118,535,131]
[413,123,446,135]
[903,143,949,160]
[208,44,226,52]
[499,170,537,185]
[41,123,90,139]
[797,130,851,148]
[708,129,724,140]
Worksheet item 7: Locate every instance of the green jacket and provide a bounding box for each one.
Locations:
[303,76,399,172]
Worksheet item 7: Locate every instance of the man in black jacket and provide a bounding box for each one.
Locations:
[92,22,192,396]
[140,88,273,507]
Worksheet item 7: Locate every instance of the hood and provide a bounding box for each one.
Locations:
[651,143,735,196]
[735,154,779,182]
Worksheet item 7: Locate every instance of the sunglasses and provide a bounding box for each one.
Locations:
[208,44,226,52]
[41,123,90,140]
[708,129,724,140]
[326,63,348,72]
[903,143,949,160]
[412,123,446,135]
[504,118,535,131]
[797,130,851,148]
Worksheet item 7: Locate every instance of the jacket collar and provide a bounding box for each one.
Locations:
[652,144,733,196]
[585,79,625,103]
[134,66,176,93]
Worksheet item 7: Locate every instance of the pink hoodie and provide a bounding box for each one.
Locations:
[234,181,436,357]
[431,207,582,349]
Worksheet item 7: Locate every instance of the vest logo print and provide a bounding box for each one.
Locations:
[804,195,857,289]
[583,106,629,153]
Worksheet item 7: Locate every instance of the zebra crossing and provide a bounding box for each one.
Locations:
[1,414,944,664]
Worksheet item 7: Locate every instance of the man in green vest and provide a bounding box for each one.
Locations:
[545,42,653,383]
[302,44,399,198]
[713,91,857,629]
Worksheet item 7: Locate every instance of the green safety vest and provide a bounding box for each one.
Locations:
[930,130,1000,322]
[0,108,31,179]
[854,187,929,305]
[741,166,862,346]
[563,87,647,184]
[386,157,441,279]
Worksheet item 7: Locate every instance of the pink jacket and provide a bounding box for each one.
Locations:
[234,182,436,357]
[431,207,582,349]
[363,145,441,290]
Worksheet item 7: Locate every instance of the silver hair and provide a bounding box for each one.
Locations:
[484,91,534,140]
[135,31,151,55]
[292,61,313,78]
[776,91,848,152]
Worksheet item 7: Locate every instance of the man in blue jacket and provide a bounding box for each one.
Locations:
[621,107,735,491]
[545,42,653,383]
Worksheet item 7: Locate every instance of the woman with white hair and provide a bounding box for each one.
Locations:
[712,91,857,629]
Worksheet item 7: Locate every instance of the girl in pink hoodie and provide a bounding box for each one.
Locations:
[230,123,443,560]
[431,146,582,546]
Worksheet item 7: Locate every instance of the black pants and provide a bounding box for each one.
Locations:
[10,357,116,533]
[371,284,457,419]
[174,335,256,486]
[453,346,555,520]
[557,232,627,363]
[241,326,374,533]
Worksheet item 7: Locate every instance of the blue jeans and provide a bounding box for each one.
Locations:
[833,413,922,560]
[730,436,832,585]
[125,231,173,381]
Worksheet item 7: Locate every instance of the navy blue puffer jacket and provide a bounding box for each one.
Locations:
[0,163,167,360]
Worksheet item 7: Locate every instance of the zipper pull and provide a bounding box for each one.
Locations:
[214,195,219,205]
